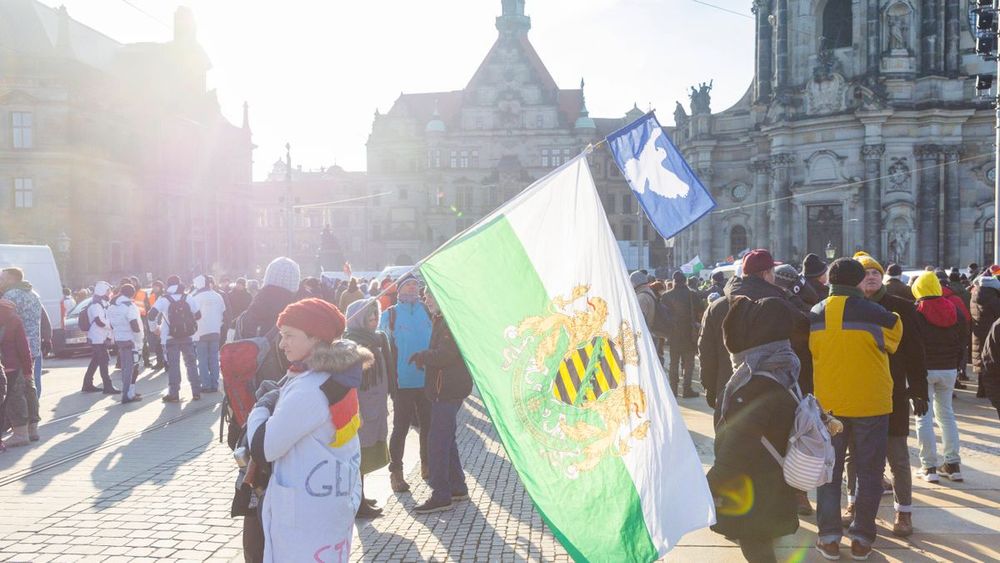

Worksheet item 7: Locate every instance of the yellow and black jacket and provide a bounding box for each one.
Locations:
[809,285,903,417]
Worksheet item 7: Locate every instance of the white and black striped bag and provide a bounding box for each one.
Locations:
[757,373,835,492]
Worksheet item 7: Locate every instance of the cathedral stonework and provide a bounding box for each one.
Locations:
[671,0,995,268]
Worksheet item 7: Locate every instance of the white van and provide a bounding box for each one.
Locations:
[0,244,65,353]
[0,244,63,322]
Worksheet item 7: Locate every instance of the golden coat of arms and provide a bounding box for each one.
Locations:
[503,285,651,477]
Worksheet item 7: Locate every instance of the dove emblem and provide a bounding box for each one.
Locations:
[623,127,690,199]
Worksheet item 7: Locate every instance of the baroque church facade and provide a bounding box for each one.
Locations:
[672,0,996,268]
[365,1,664,271]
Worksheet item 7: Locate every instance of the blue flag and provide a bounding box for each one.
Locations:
[606,112,716,240]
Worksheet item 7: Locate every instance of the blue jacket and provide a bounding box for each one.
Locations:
[379,302,432,389]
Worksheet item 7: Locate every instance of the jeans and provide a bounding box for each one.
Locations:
[165,339,200,397]
[116,341,136,400]
[83,342,112,388]
[817,415,888,548]
[917,369,961,468]
[195,334,221,390]
[846,435,913,511]
[427,399,468,503]
[388,388,430,473]
[33,356,42,398]
[668,346,695,392]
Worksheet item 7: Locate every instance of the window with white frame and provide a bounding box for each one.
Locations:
[450,150,458,168]
[541,148,551,167]
[470,150,479,168]
[14,178,33,208]
[428,149,441,168]
[459,150,469,168]
[12,112,33,149]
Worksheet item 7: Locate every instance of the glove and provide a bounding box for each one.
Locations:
[911,397,929,417]
[255,380,279,400]
[254,389,280,414]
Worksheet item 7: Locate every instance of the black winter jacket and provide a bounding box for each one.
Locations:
[708,375,799,541]
[977,318,1000,418]
[421,315,472,402]
[872,291,928,436]
[661,284,698,351]
[916,297,968,371]
[970,276,1000,374]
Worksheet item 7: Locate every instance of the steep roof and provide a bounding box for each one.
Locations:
[465,34,558,93]
[0,0,122,71]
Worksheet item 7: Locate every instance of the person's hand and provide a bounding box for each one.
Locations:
[408,352,426,369]
[911,397,929,417]
[254,389,280,414]
[255,380,279,400]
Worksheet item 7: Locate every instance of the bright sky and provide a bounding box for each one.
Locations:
[40,0,754,180]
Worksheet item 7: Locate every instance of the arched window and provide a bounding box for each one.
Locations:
[823,0,853,49]
[730,225,748,258]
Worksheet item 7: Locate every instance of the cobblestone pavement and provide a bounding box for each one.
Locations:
[2,358,999,562]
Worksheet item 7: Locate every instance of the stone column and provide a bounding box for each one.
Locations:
[943,145,961,266]
[862,144,885,253]
[866,0,881,75]
[922,0,938,73]
[750,158,771,245]
[771,154,795,260]
[915,144,941,266]
[775,0,789,94]
[696,165,715,261]
[752,0,773,103]
[945,0,961,75]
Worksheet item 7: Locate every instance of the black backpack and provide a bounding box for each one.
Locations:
[78,304,92,332]
[165,294,197,339]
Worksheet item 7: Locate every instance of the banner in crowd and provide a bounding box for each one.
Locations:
[606,112,716,240]
[680,255,705,275]
[420,155,715,562]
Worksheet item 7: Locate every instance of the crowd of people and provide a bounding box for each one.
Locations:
[3,245,1000,561]
[631,250,1000,561]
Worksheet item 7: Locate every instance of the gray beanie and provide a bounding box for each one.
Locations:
[263,257,301,293]
[773,264,800,290]
[630,271,649,288]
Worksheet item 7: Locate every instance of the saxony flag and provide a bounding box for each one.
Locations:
[420,154,715,562]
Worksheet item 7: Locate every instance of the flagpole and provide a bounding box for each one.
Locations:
[636,208,644,271]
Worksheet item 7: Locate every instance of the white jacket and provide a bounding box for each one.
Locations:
[246,341,370,563]
[86,300,112,344]
[191,288,226,340]
[107,295,142,344]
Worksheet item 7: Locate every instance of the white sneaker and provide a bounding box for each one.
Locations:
[917,467,939,483]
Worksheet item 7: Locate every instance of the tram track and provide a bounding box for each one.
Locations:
[0,402,217,488]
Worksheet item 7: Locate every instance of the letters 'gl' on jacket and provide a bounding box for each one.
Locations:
[378,302,432,389]
[809,294,902,418]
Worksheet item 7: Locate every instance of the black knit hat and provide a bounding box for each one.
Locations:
[828,257,865,287]
[802,253,827,278]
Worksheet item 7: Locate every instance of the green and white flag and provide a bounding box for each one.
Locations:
[420,155,715,562]
[680,255,705,276]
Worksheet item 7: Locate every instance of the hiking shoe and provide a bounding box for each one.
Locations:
[841,503,855,528]
[102,386,121,395]
[390,471,410,493]
[955,380,967,390]
[451,490,470,502]
[850,540,872,560]
[413,497,453,514]
[892,511,913,537]
[122,394,143,404]
[918,466,939,483]
[81,384,102,393]
[815,540,841,560]
[938,463,963,482]
[681,389,700,399]
[161,395,181,403]
[795,490,813,515]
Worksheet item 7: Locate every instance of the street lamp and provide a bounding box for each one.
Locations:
[825,241,836,260]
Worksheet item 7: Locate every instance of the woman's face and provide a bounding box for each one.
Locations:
[365,308,379,331]
[279,325,318,363]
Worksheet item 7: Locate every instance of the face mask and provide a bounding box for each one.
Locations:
[398,293,418,304]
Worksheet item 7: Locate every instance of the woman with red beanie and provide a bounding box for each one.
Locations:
[245,298,372,562]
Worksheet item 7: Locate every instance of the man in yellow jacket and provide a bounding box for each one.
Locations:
[810,258,903,561]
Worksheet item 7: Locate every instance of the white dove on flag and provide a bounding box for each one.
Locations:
[623,127,691,200]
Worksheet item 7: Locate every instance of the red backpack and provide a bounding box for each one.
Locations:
[219,326,284,446]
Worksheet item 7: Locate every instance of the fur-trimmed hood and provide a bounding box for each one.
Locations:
[308,339,374,375]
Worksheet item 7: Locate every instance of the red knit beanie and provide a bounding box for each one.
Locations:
[277,298,346,342]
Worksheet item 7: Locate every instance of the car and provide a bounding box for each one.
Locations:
[52,297,92,358]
